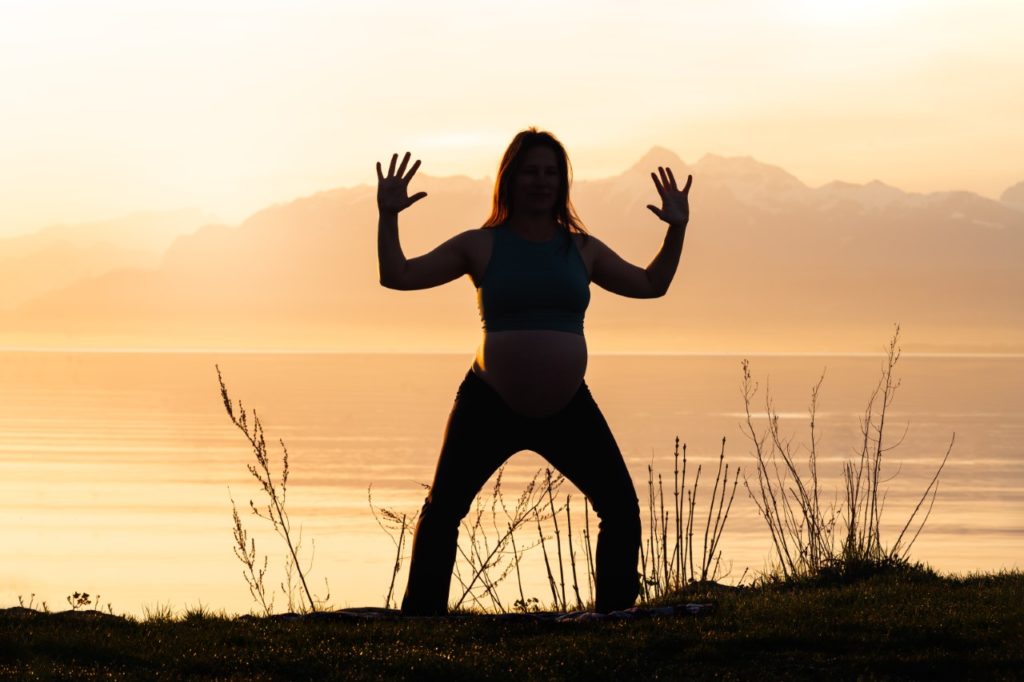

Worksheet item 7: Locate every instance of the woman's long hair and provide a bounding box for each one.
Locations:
[482,128,588,237]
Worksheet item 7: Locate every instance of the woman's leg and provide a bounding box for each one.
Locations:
[400,371,517,615]
[532,382,641,613]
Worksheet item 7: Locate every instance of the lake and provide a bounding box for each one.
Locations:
[1,351,1021,616]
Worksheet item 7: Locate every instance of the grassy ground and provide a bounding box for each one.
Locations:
[2,572,1021,681]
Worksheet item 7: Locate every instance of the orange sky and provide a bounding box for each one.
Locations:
[1,0,1022,237]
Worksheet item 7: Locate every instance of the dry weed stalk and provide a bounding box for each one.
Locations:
[639,437,739,601]
[741,361,836,578]
[742,326,954,579]
[218,366,329,614]
[371,466,588,613]
[368,485,412,610]
[230,489,274,616]
[375,437,741,612]
[369,466,569,613]
[582,497,595,604]
[452,467,566,611]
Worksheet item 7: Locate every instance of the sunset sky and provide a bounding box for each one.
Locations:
[2,0,1022,237]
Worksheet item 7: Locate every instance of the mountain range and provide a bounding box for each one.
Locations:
[2,149,1022,353]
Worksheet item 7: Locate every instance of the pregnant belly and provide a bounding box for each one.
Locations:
[472,330,588,418]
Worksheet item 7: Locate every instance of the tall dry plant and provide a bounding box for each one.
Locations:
[230,489,274,616]
[218,366,330,614]
[453,467,566,611]
[368,485,415,610]
[741,363,837,578]
[373,439,741,613]
[369,467,579,613]
[741,326,954,580]
[638,437,740,602]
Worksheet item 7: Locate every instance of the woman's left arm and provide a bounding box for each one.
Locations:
[590,167,692,298]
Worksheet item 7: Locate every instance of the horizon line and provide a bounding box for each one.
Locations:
[2,347,1022,359]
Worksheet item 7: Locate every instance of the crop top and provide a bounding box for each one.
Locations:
[476,224,591,335]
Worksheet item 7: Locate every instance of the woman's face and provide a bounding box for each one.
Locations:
[512,145,560,216]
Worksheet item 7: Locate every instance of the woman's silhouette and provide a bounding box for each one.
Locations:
[377,128,692,615]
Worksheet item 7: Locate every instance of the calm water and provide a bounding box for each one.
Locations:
[1,351,1021,616]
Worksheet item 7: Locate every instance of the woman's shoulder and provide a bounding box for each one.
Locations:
[455,226,498,240]
[466,225,501,242]
[453,228,497,282]
[571,231,604,253]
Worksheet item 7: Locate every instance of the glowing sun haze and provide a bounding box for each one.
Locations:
[1,0,1022,236]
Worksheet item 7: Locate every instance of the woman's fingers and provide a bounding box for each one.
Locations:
[379,152,421,181]
[376,152,427,213]
[647,166,693,224]
[396,151,412,178]
[650,172,665,198]
[652,167,693,195]
[378,152,423,187]
[653,167,694,197]
[405,158,422,183]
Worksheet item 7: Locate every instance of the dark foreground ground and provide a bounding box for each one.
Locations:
[1,572,1021,681]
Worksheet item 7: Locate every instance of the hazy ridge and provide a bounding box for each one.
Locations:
[2,151,1022,353]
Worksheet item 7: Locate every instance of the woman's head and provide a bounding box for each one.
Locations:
[483,128,587,234]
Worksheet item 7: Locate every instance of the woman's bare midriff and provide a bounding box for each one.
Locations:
[471,329,587,418]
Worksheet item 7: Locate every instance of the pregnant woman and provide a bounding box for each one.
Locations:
[376,129,692,615]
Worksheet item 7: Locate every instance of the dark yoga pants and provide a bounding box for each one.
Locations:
[401,369,641,615]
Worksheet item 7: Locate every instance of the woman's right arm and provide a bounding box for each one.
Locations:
[377,152,473,290]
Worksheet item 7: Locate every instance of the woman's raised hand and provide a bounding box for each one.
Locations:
[376,152,428,215]
[647,167,692,227]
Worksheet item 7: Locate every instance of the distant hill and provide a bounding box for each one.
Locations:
[1,155,1022,353]
[0,209,217,311]
[1002,181,1024,212]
